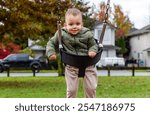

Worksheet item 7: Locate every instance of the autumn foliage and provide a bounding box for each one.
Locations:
[93,1,110,22]
[113,5,133,39]
[94,1,133,55]
[97,2,106,22]
[0,0,90,50]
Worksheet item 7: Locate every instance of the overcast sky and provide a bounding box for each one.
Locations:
[85,0,150,29]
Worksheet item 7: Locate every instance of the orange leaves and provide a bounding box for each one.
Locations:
[94,2,107,22]
[113,5,133,38]
[94,2,133,39]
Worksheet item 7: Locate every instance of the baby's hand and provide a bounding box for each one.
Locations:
[48,55,57,60]
[88,51,96,58]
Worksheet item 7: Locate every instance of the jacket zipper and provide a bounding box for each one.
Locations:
[74,37,78,55]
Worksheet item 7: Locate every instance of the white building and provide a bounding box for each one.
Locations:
[94,22,117,57]
[28,39,46,61]
[127,25,150,67]
[93,22,122,66]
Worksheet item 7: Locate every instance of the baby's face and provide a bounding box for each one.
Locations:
[64,15,83,35]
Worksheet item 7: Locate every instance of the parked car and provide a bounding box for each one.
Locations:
[0,53,42,73]
[96,57,125,67]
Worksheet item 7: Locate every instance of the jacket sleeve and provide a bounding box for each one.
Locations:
[46,31,59,57]
[87,31,99,53]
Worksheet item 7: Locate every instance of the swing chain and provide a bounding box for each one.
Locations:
[57,0,63,48]
[103,0,110,23]
[99,0,111,44]
[57,0,62,23]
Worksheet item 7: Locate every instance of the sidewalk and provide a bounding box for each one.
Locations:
[97,70,150,76]
[1,70,150,77]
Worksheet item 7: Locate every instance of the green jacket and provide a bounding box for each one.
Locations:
[46,27,98,57]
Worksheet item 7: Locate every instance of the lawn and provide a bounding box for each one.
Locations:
[0,76,150,98]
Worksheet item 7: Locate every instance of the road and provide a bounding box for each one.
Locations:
[0,70,150,77]
[97,70,150,76]
[0,72,58,77]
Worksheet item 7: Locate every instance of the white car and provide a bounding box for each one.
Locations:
[96,57,125,67]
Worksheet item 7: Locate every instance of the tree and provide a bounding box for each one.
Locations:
[113,5,133,38]
[93,1,107,22]
[113,5,133,56]
[0,0,91,47]
[0,0,72,48]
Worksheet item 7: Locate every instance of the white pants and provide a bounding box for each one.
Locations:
[65,65,97,98]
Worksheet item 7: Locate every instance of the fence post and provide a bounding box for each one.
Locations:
[5,65,10,77]
[31,65,40,77]
[107,66,110,76]
[7,67,10,77]
[132,65,135,76]
[32,70,36,77]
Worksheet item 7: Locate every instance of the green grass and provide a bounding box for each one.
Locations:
[0,76,150,98]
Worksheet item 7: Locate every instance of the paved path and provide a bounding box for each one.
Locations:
[0,72,58,77]
[0,70,150,77]
[97,70,150,76]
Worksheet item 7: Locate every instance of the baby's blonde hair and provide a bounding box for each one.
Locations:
[65,8,82,19]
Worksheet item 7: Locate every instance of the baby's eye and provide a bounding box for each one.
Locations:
[76,22,81,25]
[69,23,73,26]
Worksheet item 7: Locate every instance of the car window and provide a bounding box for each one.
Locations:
[18,54,28,61]
[6,55,17,61]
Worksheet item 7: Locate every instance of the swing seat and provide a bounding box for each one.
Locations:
[60,47,103,77]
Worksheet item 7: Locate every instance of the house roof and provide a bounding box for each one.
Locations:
[140,25,150,30]
[127,25,150,37]
[29,44,45,51]
[28,39,45,51]
[129,27,138,33]
[143,47,150,52]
